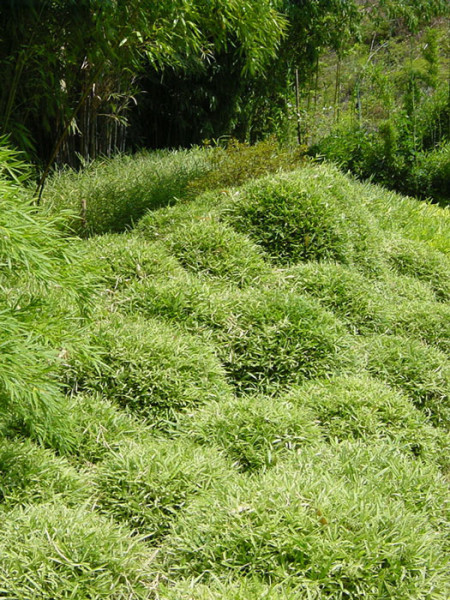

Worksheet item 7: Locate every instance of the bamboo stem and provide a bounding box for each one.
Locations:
[35,63,103,204]
[295,68,302,145]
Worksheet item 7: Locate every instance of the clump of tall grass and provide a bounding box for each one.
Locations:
[42,148,212,236]
[0,503,156,599]
[67,312,232,419]
[162,440,449,599]
[94,438,235,539]
[360,334,450,426]
[0,142,98,451]
[178,394,321,472]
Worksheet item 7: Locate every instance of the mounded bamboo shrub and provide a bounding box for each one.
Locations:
[283,375,449,466]
[0,438,91,507]
[162,441,449,598]
[94,438,236,539]
[385,236,450,301]
[67,312,232,419]
[223,166,382,269]
[360,334,450,427]
[177,394,322,472]
[0,504,155,599]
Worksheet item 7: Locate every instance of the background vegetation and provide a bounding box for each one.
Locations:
[0,0,448,203]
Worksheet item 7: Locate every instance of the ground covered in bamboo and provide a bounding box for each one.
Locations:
[1,146,449,599]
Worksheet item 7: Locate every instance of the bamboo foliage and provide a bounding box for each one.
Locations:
[0,0,285,169]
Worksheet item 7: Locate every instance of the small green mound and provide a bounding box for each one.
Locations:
[158,220,269,285]
[275,262,389,333]
[137,192,270,285]
[0,503,155,599]
[284,375,448,466]
[276,263,450,350]
[63,393,153,463]
[351,179,450,255]
[157,578,296,599]
[0,438,91,507]
[83,233,184,290]
[68,312,232,419]
[162,441,449,598]
[360,335,450,426]
[117,271,232,329]
[373,271,438,304]
[389,300,450,353]
[223,166,382,268]
[94,438,235,539]
[178,395,321,472]
[213,288,355,393]
[137,190,224,236]
[385,236,450,301]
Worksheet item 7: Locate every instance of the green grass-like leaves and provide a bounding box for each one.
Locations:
[2,147,449,599]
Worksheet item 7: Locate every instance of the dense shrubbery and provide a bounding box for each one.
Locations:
[309,26,450,205]
[66,312,232,419]
[2,147,449,599]
[0,143,97,450]
[313,123,450,205]
[223,167,382,268]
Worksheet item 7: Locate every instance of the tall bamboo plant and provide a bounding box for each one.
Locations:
[0,139,98,450]
[0,0,286,178]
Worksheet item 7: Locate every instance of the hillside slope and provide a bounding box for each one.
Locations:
[1,153,449,599]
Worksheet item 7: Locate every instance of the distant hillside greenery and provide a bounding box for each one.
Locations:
[308,20,449,205]
[1,139,449,599]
